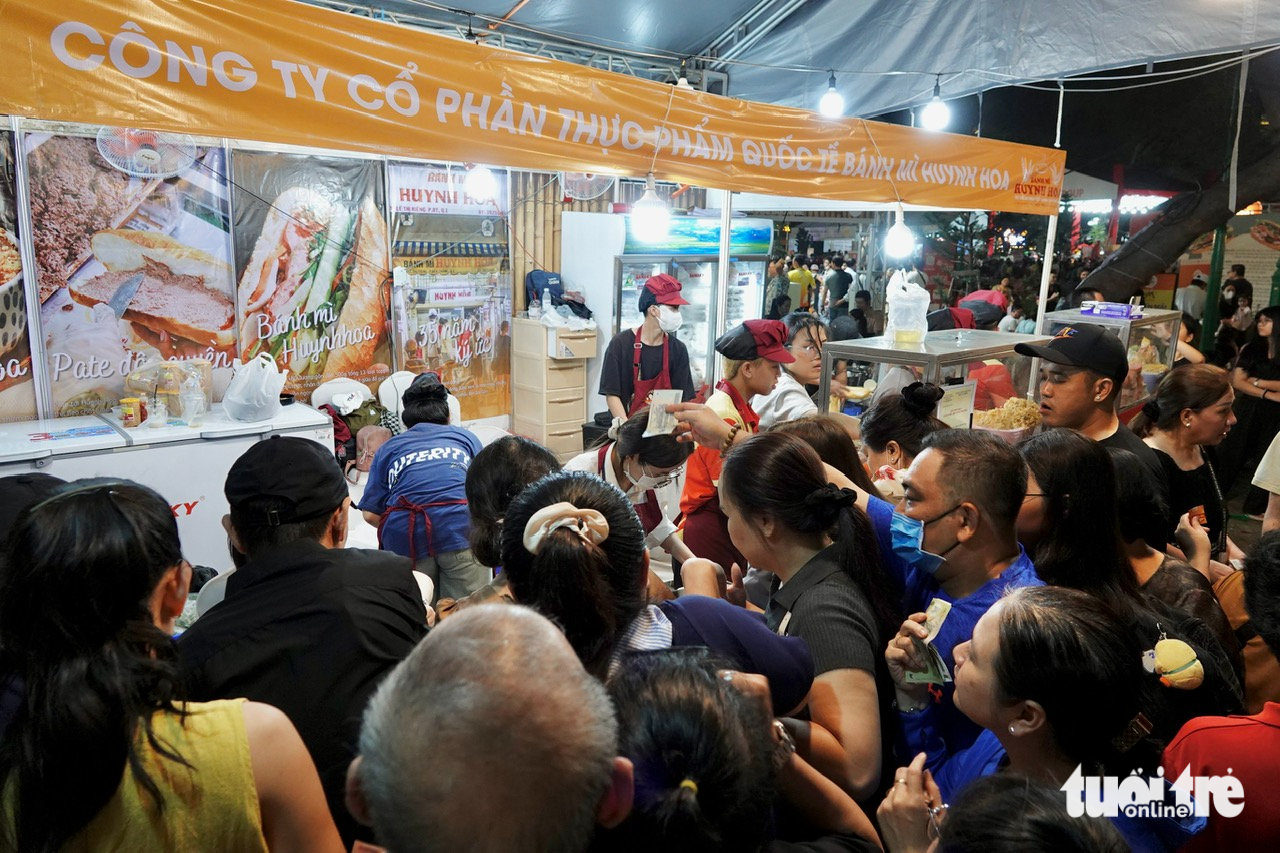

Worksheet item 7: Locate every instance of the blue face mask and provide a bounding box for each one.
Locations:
[889,505,962,575]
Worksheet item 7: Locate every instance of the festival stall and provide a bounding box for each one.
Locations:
[0,0,1067,480]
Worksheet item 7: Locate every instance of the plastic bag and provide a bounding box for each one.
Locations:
[223,354,287,422]
[884,270,930,343]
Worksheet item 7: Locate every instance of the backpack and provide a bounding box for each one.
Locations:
[525,269,563,306]
[341,399,387,434]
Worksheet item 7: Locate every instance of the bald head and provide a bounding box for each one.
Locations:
[355,605,619,853]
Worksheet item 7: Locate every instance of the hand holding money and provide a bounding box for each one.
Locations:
[886,613,933,709]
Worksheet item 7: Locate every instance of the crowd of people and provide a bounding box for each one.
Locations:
[4,270,1280,853]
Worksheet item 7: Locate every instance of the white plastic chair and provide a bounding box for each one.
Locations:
[466,424,510,447]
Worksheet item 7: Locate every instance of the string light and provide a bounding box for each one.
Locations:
[631,172,670,243]
[920,75,950,131]
[884,203,915,258]
[819,72,844,117]
[465,163,497,201]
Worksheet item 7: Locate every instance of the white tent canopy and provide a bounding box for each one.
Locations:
[318,0,1280,117]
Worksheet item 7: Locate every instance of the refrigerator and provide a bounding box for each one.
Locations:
[562,213,772,416]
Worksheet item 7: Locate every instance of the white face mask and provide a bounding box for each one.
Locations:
[657,305,683,333]
[625,460,670,501]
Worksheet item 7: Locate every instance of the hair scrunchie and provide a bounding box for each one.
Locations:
[522,502,610,555]
[607,416,624,442]
[1141,400,1161,421]
[804,483,857,509]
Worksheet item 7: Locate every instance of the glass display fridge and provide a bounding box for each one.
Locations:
[818,329,1053,419]
[614,216,773,394]
[1039,308,1182,411]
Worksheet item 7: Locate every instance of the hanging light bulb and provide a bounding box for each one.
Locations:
[920,75,950,131]
[465,164,497,202]
[818,72,844,117]
[884,203,915,258]
[675,59,694,91]
[631,173,670,243]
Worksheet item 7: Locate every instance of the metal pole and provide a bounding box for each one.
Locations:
[1033,214,1060,335]
[711,193,734,386]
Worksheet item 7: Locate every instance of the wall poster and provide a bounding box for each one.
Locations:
[390,163,511,422]
[0,129,38,422]
[231,150,392,402]
[24,128,237,417]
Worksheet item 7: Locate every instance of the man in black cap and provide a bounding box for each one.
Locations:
[1015,324,1168,502]
[598,273,696,418]
[177,436,427,847]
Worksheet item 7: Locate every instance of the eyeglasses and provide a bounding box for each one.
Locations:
[1023,492,1046,502]
[642,461,684,489]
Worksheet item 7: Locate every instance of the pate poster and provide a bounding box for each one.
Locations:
[0,130,37,422]
[24,128,237,417]
[231,150,391,402]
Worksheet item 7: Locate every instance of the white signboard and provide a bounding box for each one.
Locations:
[390,163,506,216]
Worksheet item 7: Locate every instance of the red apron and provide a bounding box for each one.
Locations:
[597,444,664,535]
[629,329,672,416]
[378,495,469,565]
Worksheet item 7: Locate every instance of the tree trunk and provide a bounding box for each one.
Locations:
[1088,53,1280,304]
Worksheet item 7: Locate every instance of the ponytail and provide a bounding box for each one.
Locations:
[500,471,648,678]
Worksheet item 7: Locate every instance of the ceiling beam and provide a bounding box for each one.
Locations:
[703,0,808,67]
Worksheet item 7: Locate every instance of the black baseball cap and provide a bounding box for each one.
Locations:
[225,436,349,526]
[715,319,796,363]
[1015,324,1127,385]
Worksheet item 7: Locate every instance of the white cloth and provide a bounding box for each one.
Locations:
[1252,431,1280,494]
[1175,285,1207,321]
[751,371,818,429]
[564,445,678,549]
[998,314,1019,333]
[607,604,674,678]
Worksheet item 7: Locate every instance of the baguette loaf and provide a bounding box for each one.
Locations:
[69,258,235,349]
[320,197,390,382]
[91,229,233,292]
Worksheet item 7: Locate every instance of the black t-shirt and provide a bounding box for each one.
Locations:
[1099,424,1171,536]
[178,540,427,846]
[826,270,853,317]
[598,329,696,409]
[1152,447,1228,556]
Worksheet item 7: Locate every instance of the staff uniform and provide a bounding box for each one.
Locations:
[360,422,487,600]
[680,380,757,571]
[564,443,677,550]
[597,328,696,415]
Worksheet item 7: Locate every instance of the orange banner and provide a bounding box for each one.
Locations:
[0,0,1066,215]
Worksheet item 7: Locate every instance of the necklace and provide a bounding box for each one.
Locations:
[1202,449,1228,557]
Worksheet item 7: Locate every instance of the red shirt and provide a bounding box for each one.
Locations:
[679,380,758,517]
[1162,702,1280,852]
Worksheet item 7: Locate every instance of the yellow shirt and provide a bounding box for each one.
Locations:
[787,268,816,309]
[5,699,268,853]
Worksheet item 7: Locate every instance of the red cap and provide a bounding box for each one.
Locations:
[643,273,689,306]
[715,319,795,363]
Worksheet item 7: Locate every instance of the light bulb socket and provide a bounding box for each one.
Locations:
[827,72,838,90]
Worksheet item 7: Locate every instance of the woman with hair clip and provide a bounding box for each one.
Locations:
[594,648,881,853]
[565,406,696,564]
[1130,363,1240,567]
[0,480,342,852]
[882,586,1203,853]
[858,382,948,501]
[1216,305,1280,515]
[359,371,487,602]
[500,470,814,715]
[1017,429,1243,736]
[717,431,901,803]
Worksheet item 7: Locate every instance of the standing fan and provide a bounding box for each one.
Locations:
[560,172,616,201]
[96,127,197,179]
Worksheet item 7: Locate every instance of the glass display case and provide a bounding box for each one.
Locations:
[818,329,1053,418]
[1039,308,1182,411]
